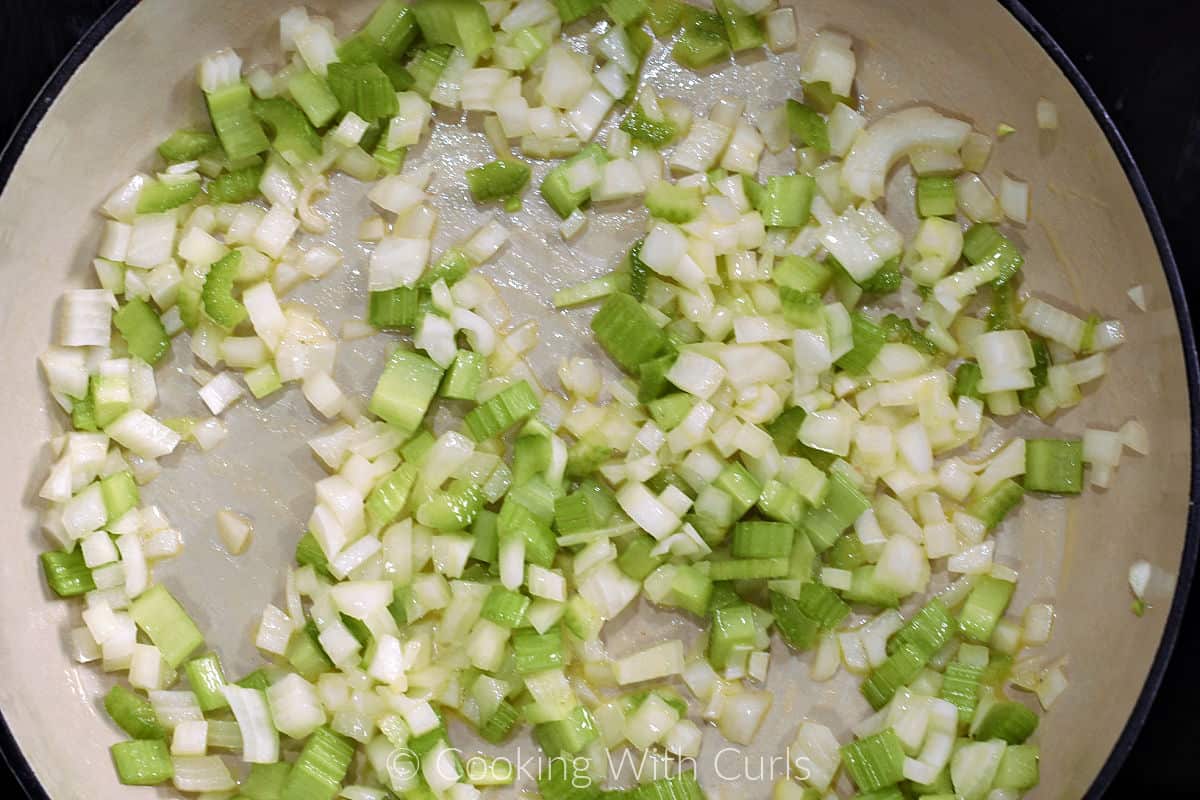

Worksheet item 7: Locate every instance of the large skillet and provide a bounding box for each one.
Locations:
[0,1,1194,797]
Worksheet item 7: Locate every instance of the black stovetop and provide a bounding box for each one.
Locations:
[2,1,1197,796]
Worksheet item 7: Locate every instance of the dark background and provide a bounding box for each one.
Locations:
[1,0,1197,796]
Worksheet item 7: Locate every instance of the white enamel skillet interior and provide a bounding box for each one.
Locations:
[0,1,1194,797]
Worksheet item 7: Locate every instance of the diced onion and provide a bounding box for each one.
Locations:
[842,108,971,200]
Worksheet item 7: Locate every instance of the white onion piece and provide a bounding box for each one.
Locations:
[1037,98,1059,130]
[613,640,685,685]
[718,689,772,745]
[764,8,798,52]
[800,30,856,96]
[1127,284,1147,311]
[1000,175,1030,224]
[842,108,971,200]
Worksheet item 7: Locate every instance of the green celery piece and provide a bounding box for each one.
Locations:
[467,159,532,203]
[963,223,1024,283]
[993,745,1040,791]
[974,701,1039,744]
[730,521,795,559]
[590,293,669,373]
[513,626,565,673]
[464,381,540,442]
[967,478,1024,530]
[201,250,246,330]
[241,762,293,800]
[757,479,806,526]
[419,247,473,288]
[637,353,677,403]
[986,277,1020,332]
[129,584,205,667]
[834,312,886,374]
[286,623,335,681]
[706,557,789,581]
[840,729,906,793]
[841,565,900,608]
[953,361,984,399]
[890,599,955,656]
[535,706,599,757]
[672,8,730,69]
[440,350,486,401]
[540,144,608,218]
[536,755,599,800]
[361,0,420,59]
[758,174,816,227]
[958,575,1015,643]
[253,97,323,162]
[71,386,98,432]
[644,182,702,223]
[158,129,219,162]
[280,727,355,800]
[603,0,648,26]
[402,429,436,462]
[295,530,334,579]
[100,470,139,522]
[555,0,604,23]
[104,685,166,740]
[802,80,854,114]
[205,82,270,161]
[114,299,170,365]
[206,163,264,203]
[786,99,830,152]
[368,287,425,329]
[111,739,174,786]
[499,497,557,567]
[327,62,401,121]
[666,565,712,617]
[337,33,387,66]
[411,0,495,60]
[627,238,650,301]
[374,143,407,176]
[553,273,629,309]
[647,393,693,430]
[185,652,230,712]
[1019,337,1051,408]
[480,700,521,743]
[618,535,665,581]
[713,0,764,52]
[861,642,928,709]
[41,548,95,598]
[773,254,833,293]
[770,591,821,651]
[136,178,201,213]
[647,0,684,36]
[708,603,757,669]
[917,175,957,217]
[408,44,455,97]
[826,532,866,570]
[287,71,341,128]
[881,313,938,354]
[940,660,984,723]
[859,258,902,294]
[416,483,486,530]
[765,406,806,454]
[714,462,761,518]
[620,103,677,147]
[1023,438,1083,494]
[368,349,444,435]
[796,582,850,628]
[481,586,531,628]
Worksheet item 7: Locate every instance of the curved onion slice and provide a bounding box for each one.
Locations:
[842,107,972,200]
